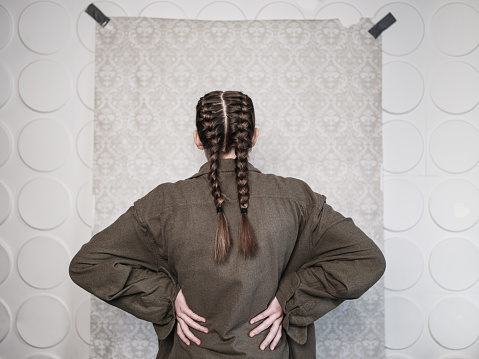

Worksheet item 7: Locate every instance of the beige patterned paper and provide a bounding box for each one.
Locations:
[92,17,383,359]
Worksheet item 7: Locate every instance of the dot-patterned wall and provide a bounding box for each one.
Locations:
[0,1,478,358]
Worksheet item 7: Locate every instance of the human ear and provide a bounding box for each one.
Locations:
[251,128,259,147]
[193,130,204,150]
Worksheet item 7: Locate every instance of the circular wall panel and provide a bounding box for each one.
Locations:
[77,62,95,110]
[77,2,127,52]
[19,1,71,55]
[315,3,362,28]
[17,236,70,289]
[430,238,479,291]
[429,296,479,349]
[373,2,424,56]
[383,62,424,114]
[385,238,423,291]
[383,120,423,173]
[27,355,61,359]
[17,295,70,348]
[0,63,12,108]
[0,300,10,343]
[19,60,71,113]
[0,241,11,285]
[77,121,94,169]
[256,2,304,19]
[386,355,414,359]
[430,120,479,173]
[0,5,12,50]
[139,1,188,18]
[77,181,93,227]
[197,2,247,20]
[430,3,479,56]
[18,119,71,172]
[430,62,479,115]
[429,179,479,232]
[0,182,11,225]
[0,123,12,168]
[385,296,423,349]
[75,299,91,344]
[18,177,71,230]
[384,179,424,231]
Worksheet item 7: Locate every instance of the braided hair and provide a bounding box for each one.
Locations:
[196,91,257,263]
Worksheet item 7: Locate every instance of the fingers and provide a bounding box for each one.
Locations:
[182,306,207,324]
[177,311,209,334]
[269,319,283,350]
[250,297,282,325]
[174,289,208,346]
[176,319,190,346]
[177,317,202,346]
[175,290,206,324]
[249,297,284,350]
[250,308,270,325]
[249,304,282,337]
[249,314,276,337]
[259,318,282,351]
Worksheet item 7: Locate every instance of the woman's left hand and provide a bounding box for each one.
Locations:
[175,289,208,346]
[249,297,284,350]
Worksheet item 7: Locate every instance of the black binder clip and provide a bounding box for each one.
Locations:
[369,13,396,39]
[85,3,110,27]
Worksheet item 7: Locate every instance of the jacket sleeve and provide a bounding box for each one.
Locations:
[275,201,386,344]
[69,205,179,340]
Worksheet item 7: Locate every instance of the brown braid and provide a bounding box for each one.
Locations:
[228,93,256,257]
[196,91,257,262]
[197,93,231,262]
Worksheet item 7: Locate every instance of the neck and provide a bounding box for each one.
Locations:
[220,149,236,159]
[204,149,237,161]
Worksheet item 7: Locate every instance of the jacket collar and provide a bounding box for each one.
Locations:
[189,159,261,179]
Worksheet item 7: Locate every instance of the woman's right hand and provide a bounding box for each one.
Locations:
[249,296,284,350]
[174,289,208,346]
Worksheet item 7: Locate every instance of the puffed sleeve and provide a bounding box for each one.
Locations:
[275,200,386,344]
[69,205,179,339]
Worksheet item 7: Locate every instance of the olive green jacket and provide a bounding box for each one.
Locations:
[70,159,386,358]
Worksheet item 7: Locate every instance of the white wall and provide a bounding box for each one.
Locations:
[0,1,478,358]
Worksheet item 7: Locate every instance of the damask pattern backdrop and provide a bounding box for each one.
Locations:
[91,17,383,359]
[2,1,478,359]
